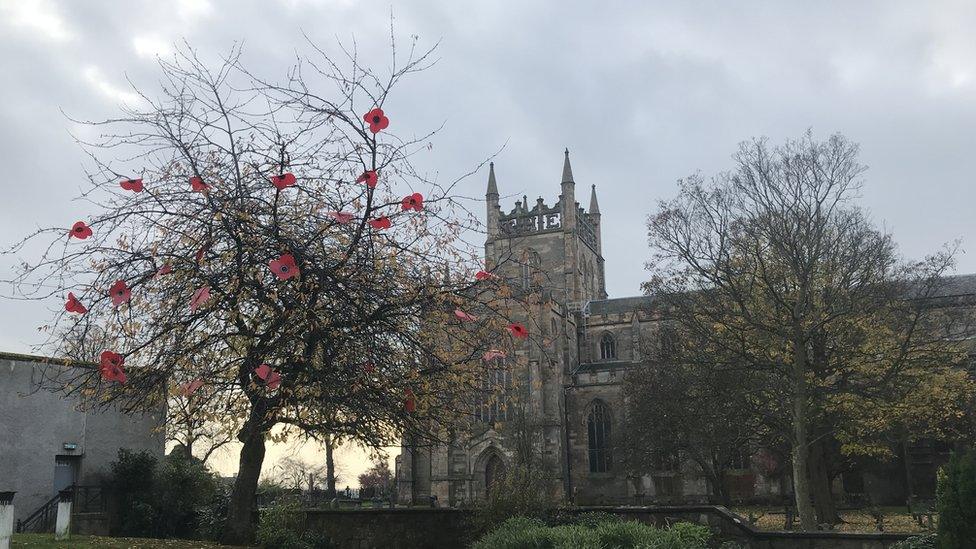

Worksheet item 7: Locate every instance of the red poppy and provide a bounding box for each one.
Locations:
[120,178,143,192]
[270,172,296,190]
[404,388,416,413]
[108,280,131,307]
[65,292,87,314]
[357,170,378,189]
[255,363,272,381]
[155,263,172,278]
[269,253,299,280]
[364,363,376,374]
[189,176,209,193]
[475,270,496,281]
[266,370,281,390]
[368,216,391,230]
[254,364,281,390]
[507,322,528,339]
[401,193,424,212]
[363,108,390,134]
[327,211,356,224]
[180,379,204,397]
[190,285,211,311]
[99,350,127,384]
[69,221,93,240]
[483,349,507,361]
[454,308,477,322]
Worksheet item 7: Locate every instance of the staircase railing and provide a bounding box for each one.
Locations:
[16,492,60,533]
[15,484,106,533]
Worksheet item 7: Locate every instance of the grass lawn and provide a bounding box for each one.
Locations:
[731,505,936,533]
[11,533,249,548]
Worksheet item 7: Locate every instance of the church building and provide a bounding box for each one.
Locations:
[394,150,973,507]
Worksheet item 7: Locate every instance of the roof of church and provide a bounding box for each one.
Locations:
[585,273,976,316]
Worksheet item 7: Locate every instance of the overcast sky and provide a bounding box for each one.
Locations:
[2,0,975,479]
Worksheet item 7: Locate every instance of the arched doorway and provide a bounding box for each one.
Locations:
[485,453,506,496]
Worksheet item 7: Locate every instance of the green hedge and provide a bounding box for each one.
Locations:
[472,516,711,549]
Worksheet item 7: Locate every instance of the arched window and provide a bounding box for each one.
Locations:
[599,333,616,360]
[587,401,612,473]
[521,249,540,289]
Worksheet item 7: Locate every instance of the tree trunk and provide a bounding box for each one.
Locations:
[325,436,337,497]
[790,335,817,530]
[221,426,267,545]
[901,435,915,502]
[809,438,841,525]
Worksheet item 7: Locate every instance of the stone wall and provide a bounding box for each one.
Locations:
[299,506,913,549]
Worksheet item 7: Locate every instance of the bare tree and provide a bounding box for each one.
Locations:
[4,37,537,543]
[645,131,968,529]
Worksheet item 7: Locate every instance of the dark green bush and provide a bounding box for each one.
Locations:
[891,533,937,549]
[107,449,221,539]
[472,516,711,549]
[255,501,335,549]
[936,451,976,549]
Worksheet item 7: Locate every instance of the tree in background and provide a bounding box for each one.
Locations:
[937,450,976,548]
[6,36,535,543]
[358,458,393,499]
[621,326,785,505]
[644,131,971,529]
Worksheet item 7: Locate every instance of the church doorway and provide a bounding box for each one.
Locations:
[485,453,506,496]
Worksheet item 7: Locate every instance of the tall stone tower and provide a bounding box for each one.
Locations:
[484,149,607,304]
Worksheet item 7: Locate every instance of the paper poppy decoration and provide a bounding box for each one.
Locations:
[363,363,376,374]
[190,285,211,311]
[475,270,496,281]
[108,280,132,307]
[404,388,416,413]
[69,221,93,240]
[363,108,389,134]
[483,349,507,361]
[255,364,281,390]
[270,172,296,190]
[507,322,528,339]
[454,308,477,322]
[269,253,299,280]
[65,292,87,314]
[189,176,209,193]
[368,216,391,230]
[99,350,127,384]
[155,263,172,278]
[401,193,424,212]
[180,379,204,397]
[327,211,356,224]
[357,170,378,189]
[120,178,143,193]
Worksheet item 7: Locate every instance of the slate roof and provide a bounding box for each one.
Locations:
[585,273,976,316]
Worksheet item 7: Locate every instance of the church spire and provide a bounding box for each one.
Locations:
[561,148,574,184]
[486,162,498,197]
[589,184,600,215]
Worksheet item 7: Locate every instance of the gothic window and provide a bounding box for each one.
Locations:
[521,249,541,289]
[599,333,616,360]
[475,356,512,423]
[587,400,612,473]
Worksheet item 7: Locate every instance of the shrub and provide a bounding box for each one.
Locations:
[472,517,712,549]
[891,533,938,549]
[108,449,158,537]
[473,466,561,532]
[255,501,335,549]
[152,452,221,538]
[936,451,976,549]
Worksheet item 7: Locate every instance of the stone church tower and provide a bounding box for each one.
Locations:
[394,149,791,506]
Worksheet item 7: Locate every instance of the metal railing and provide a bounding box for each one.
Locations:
[15,485,106,533]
